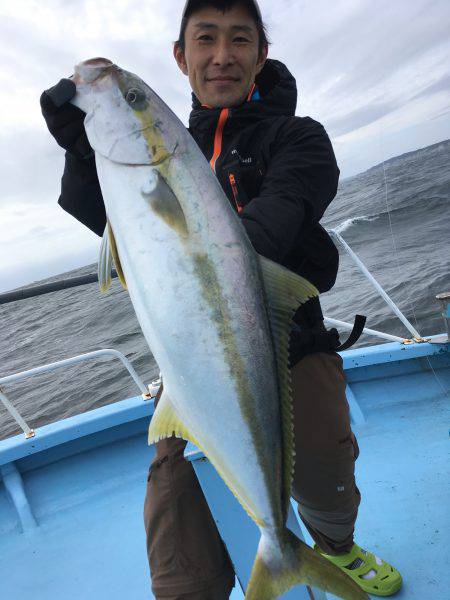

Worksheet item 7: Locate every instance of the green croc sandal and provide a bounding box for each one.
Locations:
[314,543,402,596]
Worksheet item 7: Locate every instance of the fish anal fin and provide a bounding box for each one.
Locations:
[108,222,127,290]
[257,255,319,514]
[148,390,264,527]
[148,390,195,446]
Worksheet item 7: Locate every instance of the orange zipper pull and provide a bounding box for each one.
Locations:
[229,173,242,213]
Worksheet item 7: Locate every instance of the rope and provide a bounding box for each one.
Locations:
[379,127,420,332]
[378,123,449,399]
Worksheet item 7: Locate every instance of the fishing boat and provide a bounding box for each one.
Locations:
[1,231,449,600]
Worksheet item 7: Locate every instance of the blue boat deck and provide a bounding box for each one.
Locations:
[0,339,449,599]
[345,349,449,599]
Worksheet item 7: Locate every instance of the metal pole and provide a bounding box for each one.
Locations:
[0,270,119,305]
[324,317,405,343]
[436,292,450,340]
[329,229,422,340]
[0,388,35,438]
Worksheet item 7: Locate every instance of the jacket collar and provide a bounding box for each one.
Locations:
[188,59,297,133]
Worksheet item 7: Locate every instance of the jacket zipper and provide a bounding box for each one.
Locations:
[229,173,242,213]
[209,108,229,173]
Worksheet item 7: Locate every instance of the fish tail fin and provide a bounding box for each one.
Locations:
[245,529,368,600]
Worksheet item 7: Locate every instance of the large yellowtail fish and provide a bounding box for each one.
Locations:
[71,58,367,600]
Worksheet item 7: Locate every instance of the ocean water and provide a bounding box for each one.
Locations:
[1,139,449,440]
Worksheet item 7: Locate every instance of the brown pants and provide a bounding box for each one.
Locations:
[143,352,361,599]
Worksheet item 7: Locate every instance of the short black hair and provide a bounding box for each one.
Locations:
[176,0,270,57]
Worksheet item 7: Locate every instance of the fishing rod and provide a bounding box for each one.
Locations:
[0,270,119,305]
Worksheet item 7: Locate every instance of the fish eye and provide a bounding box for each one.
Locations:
[125,88,145,104]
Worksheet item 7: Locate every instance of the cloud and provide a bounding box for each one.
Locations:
[0,129,63,203]
[326,102,398,138]
[0,200,99,292]
[410,73,450,102]
[0,0,449,290]
[268,0,450,148]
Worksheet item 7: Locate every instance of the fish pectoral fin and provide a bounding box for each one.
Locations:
[108,222,127,290]
[258,255,319,514]
[98,223,113,292]
[148,390,196,445]
[142,170,188,238]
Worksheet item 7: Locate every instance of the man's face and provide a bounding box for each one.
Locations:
[174,4,267,109]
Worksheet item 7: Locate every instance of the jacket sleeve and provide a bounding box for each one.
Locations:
[58,152,107,237]
[240,117,339,262]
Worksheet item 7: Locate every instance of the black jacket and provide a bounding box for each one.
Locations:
[58,59,340,293]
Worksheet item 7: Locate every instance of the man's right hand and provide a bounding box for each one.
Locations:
[40,78,93,160]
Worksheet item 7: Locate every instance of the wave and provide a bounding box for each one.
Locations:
[333,215,378,234]
[329,193,449,233]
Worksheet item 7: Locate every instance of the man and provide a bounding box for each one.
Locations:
[41,1,402,598]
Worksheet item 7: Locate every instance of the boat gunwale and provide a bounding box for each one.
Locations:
[0,335,447,468]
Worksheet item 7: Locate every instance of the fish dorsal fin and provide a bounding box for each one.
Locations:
[258,254,319,514]
[98,223,113,292]
[98,221,127,291]
[148,389,196,446]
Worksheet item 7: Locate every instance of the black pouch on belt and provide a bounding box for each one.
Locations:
[289,297,366,367]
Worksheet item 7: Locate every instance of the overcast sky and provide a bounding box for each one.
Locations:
[1,0,449,292]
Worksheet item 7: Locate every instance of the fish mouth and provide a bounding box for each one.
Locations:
[74,57,116,85]
[81,57,113,68]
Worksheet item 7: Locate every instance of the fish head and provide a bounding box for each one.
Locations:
[71,58,184,166]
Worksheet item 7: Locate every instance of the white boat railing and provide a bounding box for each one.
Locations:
[323,317,405,343]
[328,229,424,342]
[0,349,153,439]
